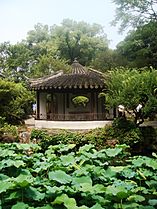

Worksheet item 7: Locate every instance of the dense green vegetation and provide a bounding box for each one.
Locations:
[112,0,157,31]
[0,142,157,209]
[0,79,34,124]
[105,68,157,121]
[1,15,157,77]
[28,118,157,156]
[116,22,157,68]
[0,19,110,79]
[112,0,157,68]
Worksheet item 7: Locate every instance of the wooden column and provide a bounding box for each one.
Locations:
[63,94,65,120]
[91,92,94,120]
[96,92,99,120]
[36,91,40,119]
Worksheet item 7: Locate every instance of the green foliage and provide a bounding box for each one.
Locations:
[0,79,34,124]
[112,0,157,31]
[0,42,32,82]
[116,22,157,68]
[32,130,86,151]
[112,118,136,131]
[105,118,142,148]
[49,19,109,65]
[0,117,19,142]
[27,23,50,44]
[32,124,157,156]
[91,49,120,72]
[112,1,157,68]
[30,129,48,141]
[72,96,89,107]
[31,121,143,153]
[0,142,157,209]
[0,123,18,141]
[0,19,111,79]
[106,68,157,120]
[30,55,71,78]
[139,126,157,155]
[0,117,6,128]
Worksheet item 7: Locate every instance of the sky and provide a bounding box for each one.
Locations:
[0,0,128,49]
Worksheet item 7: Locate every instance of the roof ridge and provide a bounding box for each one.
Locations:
[71,59,87,74]
[30,71,63,86]
[88,68,105,76]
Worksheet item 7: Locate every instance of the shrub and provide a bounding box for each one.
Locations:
[30,128,48,141]
[109,118,143,146]
[0,78,34,124]
[72,95,89,107]
[0,116,6,128]
[0,122,18,143]
[112,117,136,131]
[30,117,157,155]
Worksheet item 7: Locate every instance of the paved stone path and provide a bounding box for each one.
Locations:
[24,117,35,127]
[25,117,157,129]
[141,120,157,128]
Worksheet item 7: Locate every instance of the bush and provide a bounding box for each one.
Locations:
[72,95,89,107]
[0,116,6,128]
[30,128,48,141]
[112,117,136,131]
[38,131,88,151]
[0,78,34,124]
[0,122,19,143]
[30,123,139,152]
[138,126,157,155]
[30,129,103,151]
[109,118,143,146]
[30,118,157,155]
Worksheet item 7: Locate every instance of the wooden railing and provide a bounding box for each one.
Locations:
[36,112,111,121]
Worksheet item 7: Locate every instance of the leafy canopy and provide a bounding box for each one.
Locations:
[116,21,157,68]
[0,19,111,79]
[0,78,34,124]
[47,19,109,65]
[112,0,157,31]
[105,68,157,119]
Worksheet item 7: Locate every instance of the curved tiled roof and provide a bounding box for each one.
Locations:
[71,59,86,74]
[30,60,106,90]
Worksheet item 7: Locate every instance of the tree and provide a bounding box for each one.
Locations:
[0,79,34,124]
[25,19,110,73]
[0,20,110,80]
[105,68,157,123]
[116,21,157,68]
[30,55,71,78]
[0,42,32,82]
[49,19,109,65]
[26,23,50,44]
[0,38,70,80]
[112,0,157,31]
[91,48,122,71]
